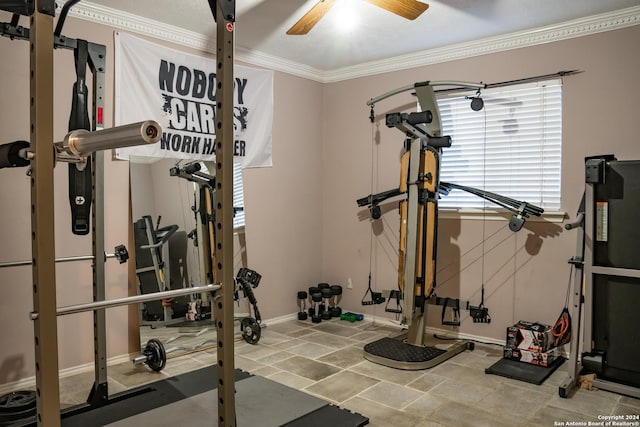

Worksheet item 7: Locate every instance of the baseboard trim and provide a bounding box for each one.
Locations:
[0,353,136,396]
[1,311,569,394]
[343,311,570,358]
[351,311,505,347]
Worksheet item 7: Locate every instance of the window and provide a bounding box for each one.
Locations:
[435,80,562,211]
[199,161,245,229]
[233,162,245,229]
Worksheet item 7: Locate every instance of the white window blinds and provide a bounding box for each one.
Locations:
[436,80,562,211]
[233,162,245,229]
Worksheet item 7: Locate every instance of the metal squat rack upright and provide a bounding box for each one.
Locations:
[0,0,238,425]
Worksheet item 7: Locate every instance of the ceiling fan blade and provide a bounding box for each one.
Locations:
[363,0,429,20]
[286,0,336,35]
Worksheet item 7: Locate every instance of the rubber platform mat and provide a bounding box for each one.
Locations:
[9,366,250,427]
[8,366,368,426]
[283,404,370,427]
[106,376,368,427]
[364,337,446,362]
[485,357,565,385]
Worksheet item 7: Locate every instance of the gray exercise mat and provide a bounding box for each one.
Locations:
[106,375,329,427]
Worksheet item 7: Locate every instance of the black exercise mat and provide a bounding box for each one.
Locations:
[106,376,368,427]
[10,365,369,427]
[11,366,250,427]
[284,404,369,427]
[485,357,565,385]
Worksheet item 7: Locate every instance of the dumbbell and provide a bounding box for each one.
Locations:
[307,286,319,317]
[310,292,323,323]
[330,285,343,317]
[297,291,308,320]
[317,283,330,315]
[321,288,333,320]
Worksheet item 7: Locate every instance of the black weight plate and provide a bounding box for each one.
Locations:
[241,317,261,344]
[145,338,166,372]
[297,291,307,299]
[0,390,36,413]
[250,324,261,343]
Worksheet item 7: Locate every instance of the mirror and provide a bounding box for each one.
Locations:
[129,156,247,361]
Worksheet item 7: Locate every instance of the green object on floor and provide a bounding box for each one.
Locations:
[340,313,355,322]
[340,312,363,322]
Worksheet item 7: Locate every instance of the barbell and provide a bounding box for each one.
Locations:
[29,284,221,319]
[133,315,261,371]
[0,245,129,269]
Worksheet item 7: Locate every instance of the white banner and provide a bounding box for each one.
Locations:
[114,32,273,168]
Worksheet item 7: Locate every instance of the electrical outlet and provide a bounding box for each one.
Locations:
[347,277,353,289]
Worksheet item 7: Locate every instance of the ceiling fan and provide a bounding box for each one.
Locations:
[286,0,429,35]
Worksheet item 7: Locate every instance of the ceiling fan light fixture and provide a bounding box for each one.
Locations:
[286,0,429,35]
[334,0,360,32]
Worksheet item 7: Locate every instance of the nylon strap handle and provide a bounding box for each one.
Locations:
[68,39,92,235]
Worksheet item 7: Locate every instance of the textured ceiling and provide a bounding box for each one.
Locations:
[68,0,640,71]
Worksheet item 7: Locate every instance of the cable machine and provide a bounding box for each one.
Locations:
[359,80,543,369]
[170,161,263,344]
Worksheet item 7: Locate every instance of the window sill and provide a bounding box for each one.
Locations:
[438,208,566,223]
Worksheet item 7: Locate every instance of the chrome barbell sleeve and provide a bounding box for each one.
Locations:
[56,120,161,157]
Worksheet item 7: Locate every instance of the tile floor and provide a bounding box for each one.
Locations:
[54,316,639,427]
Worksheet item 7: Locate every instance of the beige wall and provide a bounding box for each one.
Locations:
[321,25,640,340]
[0,15,131,383]
[0,11,638,387]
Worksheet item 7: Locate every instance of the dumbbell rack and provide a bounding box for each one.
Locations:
[298,284,343,323]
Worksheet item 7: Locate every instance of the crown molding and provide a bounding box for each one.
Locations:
[326,5,640,83]
[62,2,640,84]
[58,1,322,81]
[62,1,215,53]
